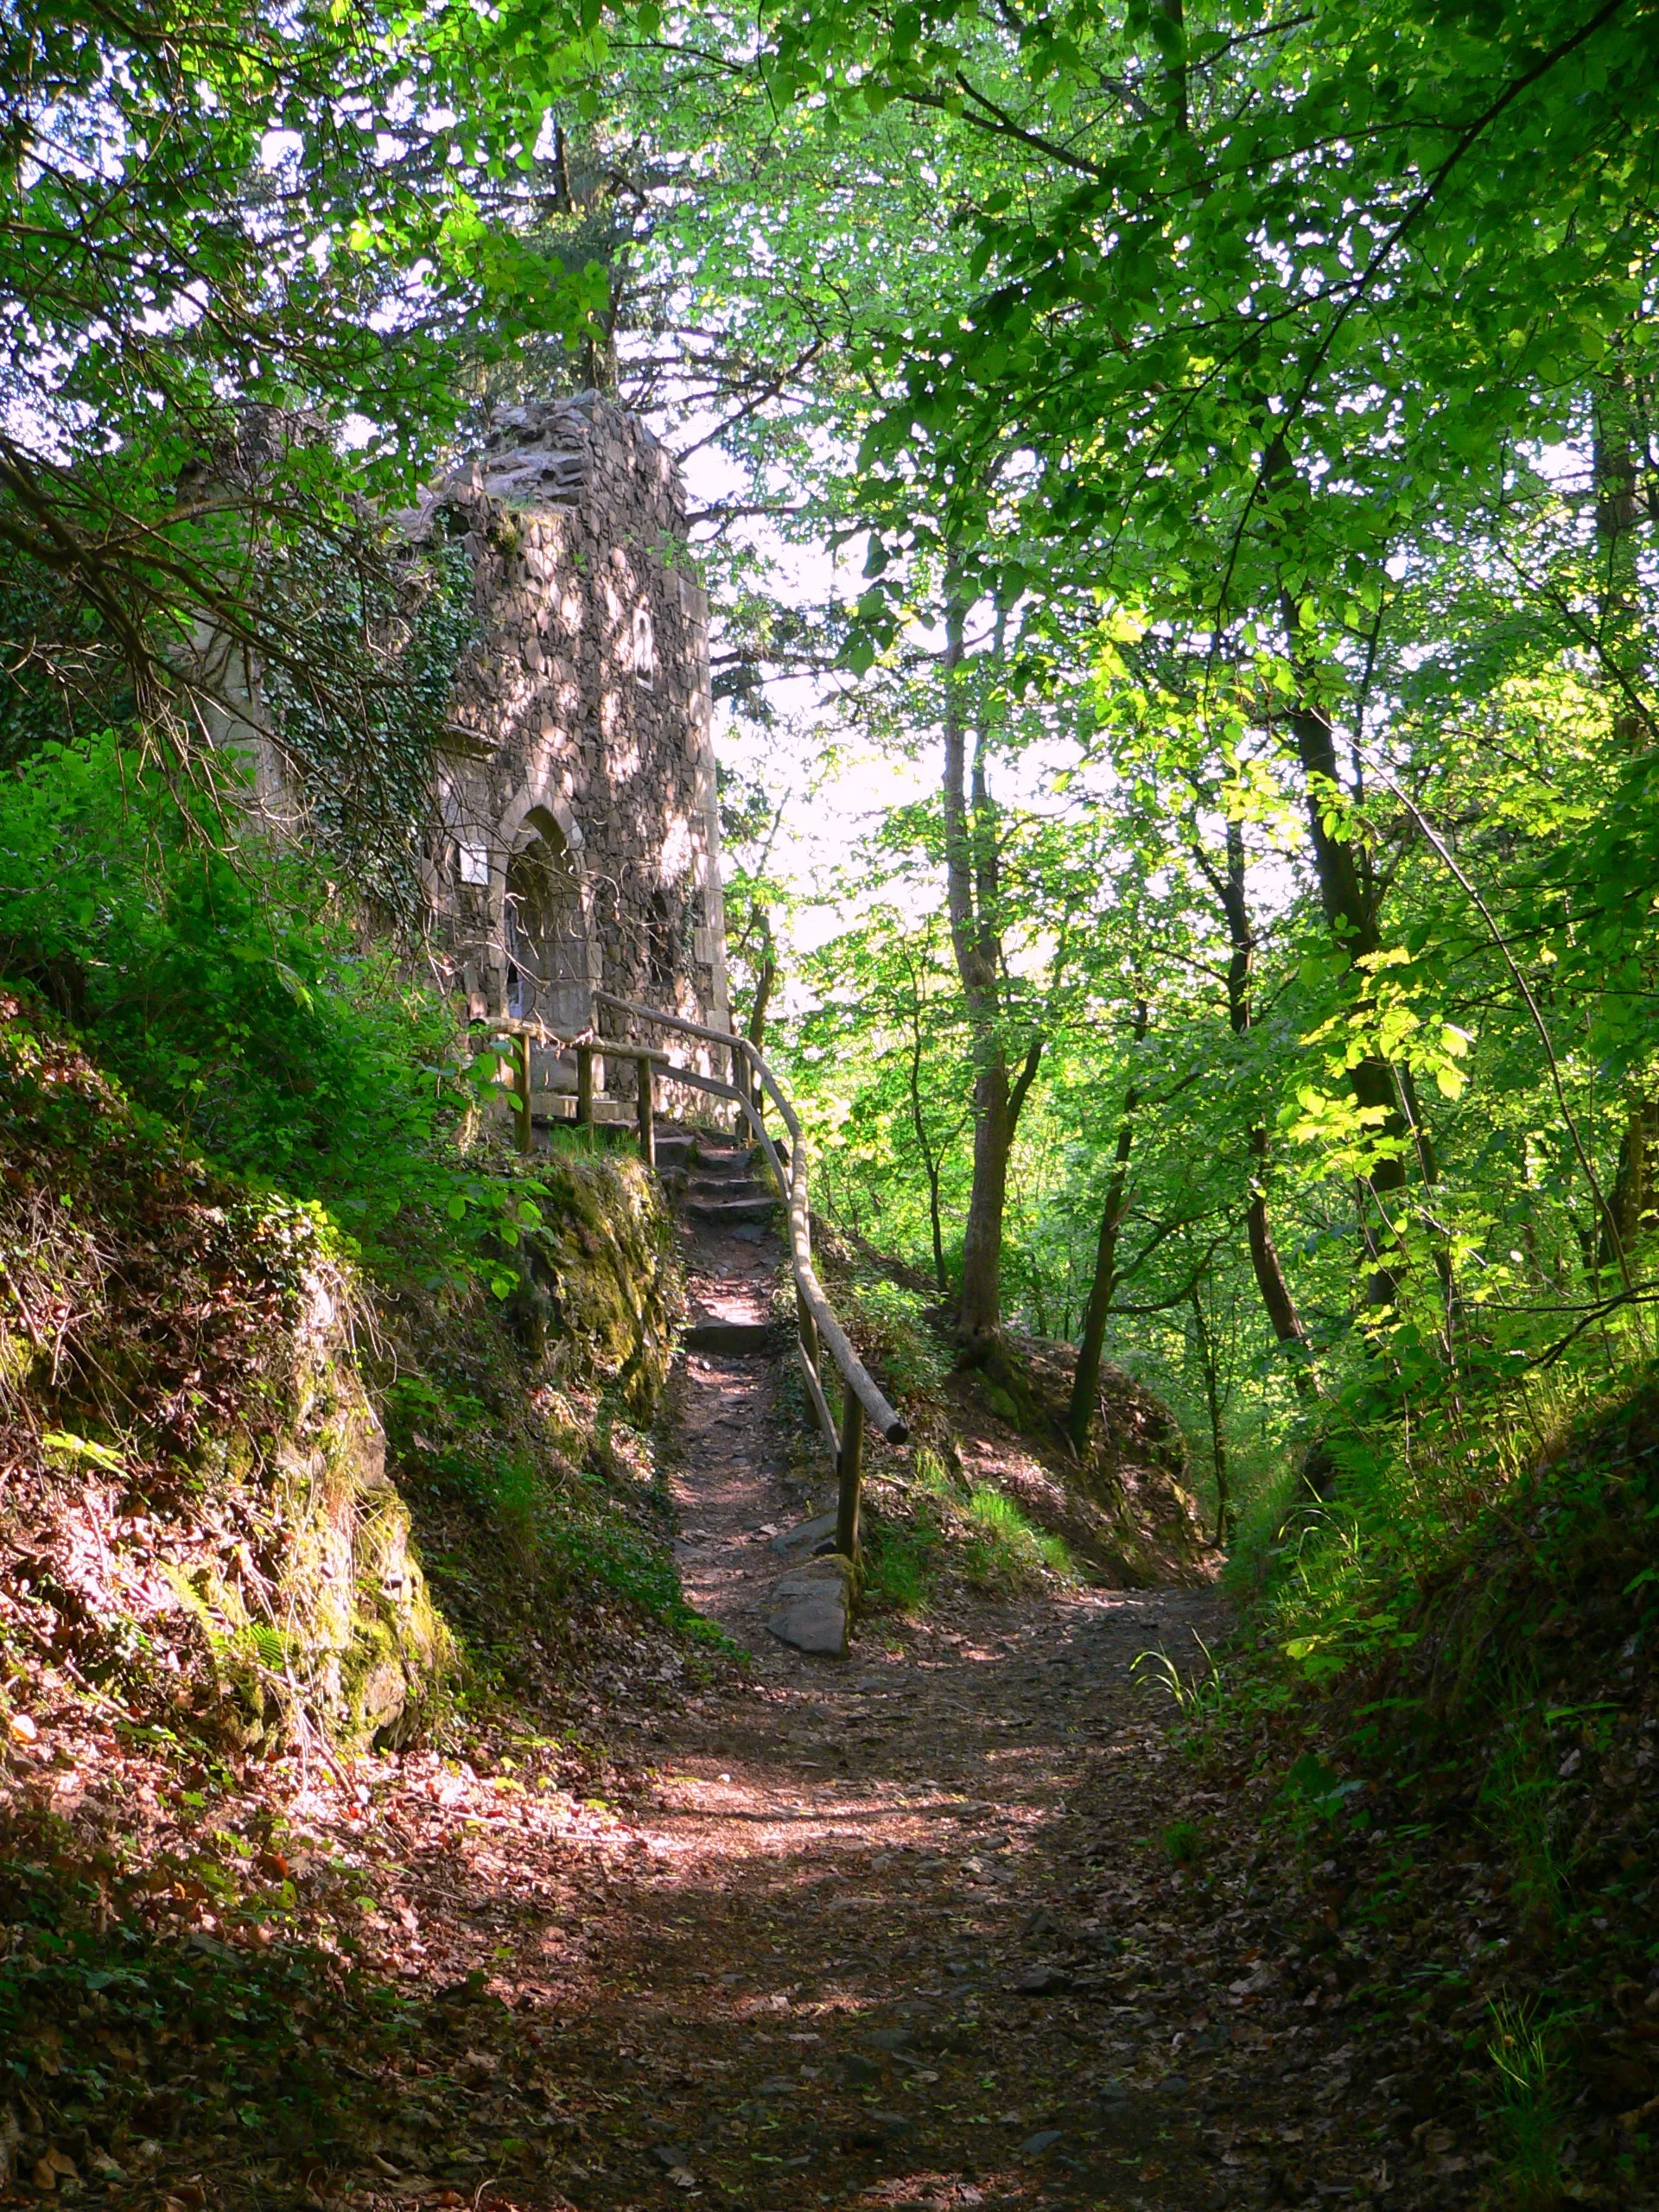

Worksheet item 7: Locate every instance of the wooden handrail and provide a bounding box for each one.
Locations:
[592,989,906,1560]
[472,993,907,1557]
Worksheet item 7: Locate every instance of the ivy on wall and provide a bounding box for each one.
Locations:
[262,533,477,926]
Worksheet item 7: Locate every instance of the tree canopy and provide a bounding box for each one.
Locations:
[6,0,1659,1486]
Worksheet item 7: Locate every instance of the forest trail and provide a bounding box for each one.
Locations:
[475,1144,1376,2212]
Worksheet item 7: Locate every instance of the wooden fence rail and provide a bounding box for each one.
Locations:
[472,998,906,1561]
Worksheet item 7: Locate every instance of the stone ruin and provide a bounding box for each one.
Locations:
[410,397,730,1077]
[200,395,731,1103]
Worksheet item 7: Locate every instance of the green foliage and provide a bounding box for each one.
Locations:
[1131,1635,1230,1728]
[860,1515,938,1617]
[260,536,478,923]
[0,1853,393,2157]
[959,1484,1072,1595]
[844,1271,950,1395]
[382,1338,704,1643]
[1479,1704,1566,1934]
[0,733,498,1265]
[1160,1818,1205,1867]
[1486,1998,1565,2212]
[0,0,613,749]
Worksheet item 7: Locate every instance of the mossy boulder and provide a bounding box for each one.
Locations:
[506,1148,680,1414]
[0,991,453,1751]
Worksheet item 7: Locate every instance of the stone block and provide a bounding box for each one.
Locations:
[765,1551,855,1659]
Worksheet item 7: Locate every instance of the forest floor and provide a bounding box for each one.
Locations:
[5,1157,1504,2212]
[334,1167,1446,2212]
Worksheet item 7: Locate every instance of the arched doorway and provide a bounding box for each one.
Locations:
[502,810,592,1033]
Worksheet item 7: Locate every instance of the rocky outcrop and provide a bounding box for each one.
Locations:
[0,995,451,1751]
[505,1147,680,1419]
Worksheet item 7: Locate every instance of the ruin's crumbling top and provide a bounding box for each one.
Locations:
[432,394,684,524]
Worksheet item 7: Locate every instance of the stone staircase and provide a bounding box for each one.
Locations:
[653,1127,778,1356]
[657,1124,858,1655]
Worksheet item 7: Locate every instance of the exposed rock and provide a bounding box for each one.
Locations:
[0,996,454,1753]
[1010,1964,1071,1996]
[770,1510,839,1560]
[765,1552,855,1657]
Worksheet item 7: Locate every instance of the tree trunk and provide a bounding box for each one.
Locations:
[905,951,950,1294]
[744,907,776,1052]
[958,1041,1014,1351]
[1066,998,1148,1451]
[1593,378,1649,1275]
[942,587,1043,1354]
[743,906,776,1116]
[1212,818,1316,1391]
[1265,442,1419,1301]
[1284,682,1414,1299]
[1604,1098,1659,1270]
[1190,1279,1230,1544]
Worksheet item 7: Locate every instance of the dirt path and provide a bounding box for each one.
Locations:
[497,1159,1335,2212]
[322,1157,1415,2212]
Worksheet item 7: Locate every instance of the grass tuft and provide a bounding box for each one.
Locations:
[960,1483,1073,1592]
[1486,1997,1563,2211]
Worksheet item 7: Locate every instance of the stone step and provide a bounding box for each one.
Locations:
[685,1193,776,1225]
[682,1318,773,1354]
[530,1096,635,1127]
[687,1173,766,1201]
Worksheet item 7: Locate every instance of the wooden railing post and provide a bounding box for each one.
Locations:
[513,1030,532,1155]
[635,1052,655,1168]
[799,1299,818,1374]
[575,1043,594,1130]
[836,1381,866,1563]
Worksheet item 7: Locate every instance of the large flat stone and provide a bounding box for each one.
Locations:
[766,1552,855,1658]
[765,1593,847,1656]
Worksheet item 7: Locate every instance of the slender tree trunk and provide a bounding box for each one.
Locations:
[1211,819,1316,1392]
[743,907,776,1052]
[1190,1279,1230,1544]
[905,962,950,1294]
[1265,442,1420,1301]
[942,588,1044,1354]
[742,906,776,1115]
[1593,378,1649,1275]
[1283,680,1415,1298]
[1066,999,1148,1451]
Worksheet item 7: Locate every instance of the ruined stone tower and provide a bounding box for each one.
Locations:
[412,397,730,1055]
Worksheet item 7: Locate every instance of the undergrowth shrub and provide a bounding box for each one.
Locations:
[0,733,541,1283]
[861,1512,938,1614]
[1486,1997,1565,2211]
[960,1482,1074,1592]
[861,1447,1074,1611]
[844,1272,949,1395]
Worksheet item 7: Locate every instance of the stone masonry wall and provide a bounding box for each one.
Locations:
[409,396,730,1078]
